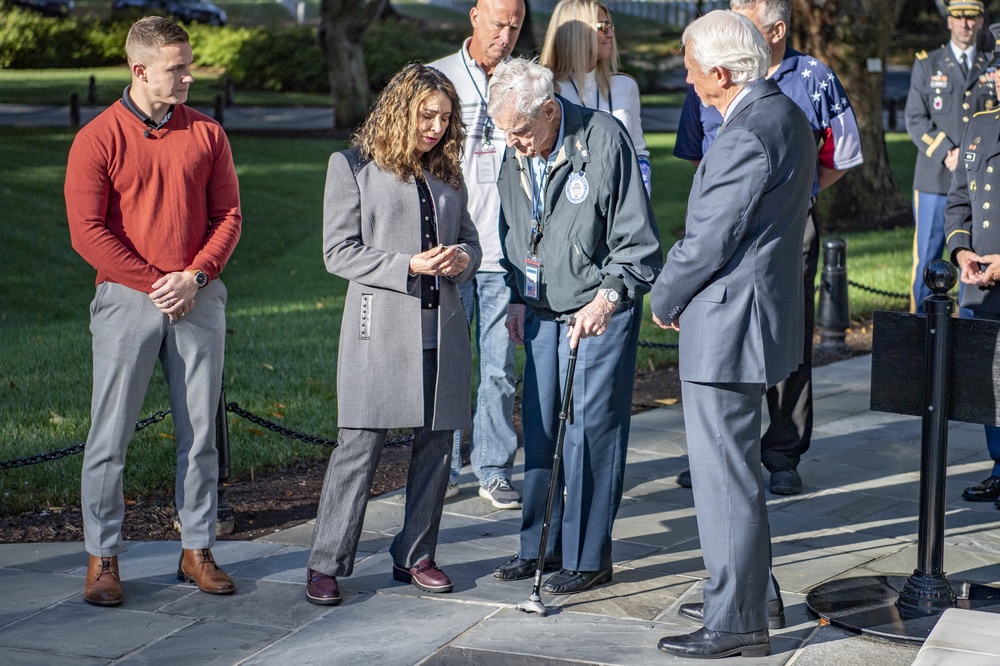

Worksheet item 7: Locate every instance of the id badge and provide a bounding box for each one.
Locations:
[475,148,498,184]
[524,256,541,300]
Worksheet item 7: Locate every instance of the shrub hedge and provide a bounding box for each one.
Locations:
[0,5,468,95]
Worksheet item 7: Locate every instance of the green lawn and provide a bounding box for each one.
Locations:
[0,127,916,514]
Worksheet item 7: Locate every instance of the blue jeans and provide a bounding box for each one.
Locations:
[451,273,518,485]
[911,190,971,317]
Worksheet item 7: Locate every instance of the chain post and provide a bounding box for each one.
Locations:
[816,238,851,357]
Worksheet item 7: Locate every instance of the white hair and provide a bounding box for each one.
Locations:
[682,10,769,87]
[487,58,554,120]
[730,0,791,27]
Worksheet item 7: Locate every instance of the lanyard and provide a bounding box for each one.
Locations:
[529,158,552,225]
[569,78,613,114]
[462,55,496,148]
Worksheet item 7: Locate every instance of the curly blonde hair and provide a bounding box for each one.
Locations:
[354,63,466,189]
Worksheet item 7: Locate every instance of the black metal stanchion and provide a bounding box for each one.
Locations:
[214,94,224,126]
[897,264,956,615]
[816,238,851,357]
[69,92,80,128]
[806,260,1000,642]
[87,75,97,106]
[215,385,235,535]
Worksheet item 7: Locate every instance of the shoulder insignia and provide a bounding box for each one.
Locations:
[916,50,928,60]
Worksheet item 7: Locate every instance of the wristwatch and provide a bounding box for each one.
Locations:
[599,288,620,304]
[189,270,209,288]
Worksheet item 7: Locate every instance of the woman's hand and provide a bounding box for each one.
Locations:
[409,245,469,277]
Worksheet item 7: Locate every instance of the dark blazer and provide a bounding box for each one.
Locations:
[946,106,1000,314]
[322,149,482,429]
[906,45,995,194]
[650,79,817,388]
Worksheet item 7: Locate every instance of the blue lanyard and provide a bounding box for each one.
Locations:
[462,54,496,148]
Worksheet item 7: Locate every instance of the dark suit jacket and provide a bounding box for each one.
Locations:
[650,79,816,387]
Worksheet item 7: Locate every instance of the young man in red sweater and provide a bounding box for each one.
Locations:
[65,16,242,606]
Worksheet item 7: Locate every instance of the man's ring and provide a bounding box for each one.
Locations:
[179,311,186,318]
[168,299,174,307]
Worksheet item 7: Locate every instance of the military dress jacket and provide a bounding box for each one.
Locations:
[945,106,1000,314]
[906,45,995,193]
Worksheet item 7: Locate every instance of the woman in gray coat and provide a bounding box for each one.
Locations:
[305,64,482,605]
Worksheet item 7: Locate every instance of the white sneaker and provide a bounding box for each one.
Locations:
[479,478,522,509]
[444,482,460,499]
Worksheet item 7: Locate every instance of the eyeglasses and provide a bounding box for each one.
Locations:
[595,20,614,35]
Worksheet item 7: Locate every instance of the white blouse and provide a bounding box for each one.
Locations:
[556,70,649,159]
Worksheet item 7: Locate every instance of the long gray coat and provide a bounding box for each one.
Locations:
[323,150,482,430]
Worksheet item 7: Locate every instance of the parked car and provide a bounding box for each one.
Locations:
[10,0,74,17]
[110,0,227,26]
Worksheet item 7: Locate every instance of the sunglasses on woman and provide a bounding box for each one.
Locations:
[595,20,614,35]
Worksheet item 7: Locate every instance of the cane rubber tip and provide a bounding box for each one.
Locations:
[516,599,549,616]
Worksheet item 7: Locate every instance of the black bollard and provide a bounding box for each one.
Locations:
[87,75,97,106]
[214,94,224,126]
[225,75,234,107]
[896,260,958,614]
[887,98,898,132]
[70,92,80,127]
[215,385,235,535]
[815,238,851,356]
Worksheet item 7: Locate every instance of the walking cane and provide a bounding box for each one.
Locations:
[516,339,578,617]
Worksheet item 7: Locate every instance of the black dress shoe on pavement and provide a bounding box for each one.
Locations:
[657,626,770,659]
[306,568,342,606]
[770,469,803,495]
[541,567,612,594]
[679,599,786,630]
[676,468,692,488]
[963,475,1000,502]
[493,555,562,581]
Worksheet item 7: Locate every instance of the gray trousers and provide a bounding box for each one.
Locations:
[682,379,771,634]
[82,281,227,557]
[309,349,452,577]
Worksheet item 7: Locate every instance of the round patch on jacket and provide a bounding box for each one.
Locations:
[565,171,589,204]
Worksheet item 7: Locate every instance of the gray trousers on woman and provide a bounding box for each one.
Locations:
[309,349,452,577]
[82,280,227,557]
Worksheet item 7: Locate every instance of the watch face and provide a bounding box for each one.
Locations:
[195,271,208,287]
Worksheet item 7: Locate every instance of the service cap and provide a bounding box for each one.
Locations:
[949,1,985,18]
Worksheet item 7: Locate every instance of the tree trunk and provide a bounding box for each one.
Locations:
[318,0,384,130]
[791,0,911,231]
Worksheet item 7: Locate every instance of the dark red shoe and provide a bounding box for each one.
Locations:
[306,568,342,606]
[392,559,452,593]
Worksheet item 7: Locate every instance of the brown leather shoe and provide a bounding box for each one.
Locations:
[177,548,236,595]
[83,555,123,606]
[306,568,342,606]
[392,559,452,593]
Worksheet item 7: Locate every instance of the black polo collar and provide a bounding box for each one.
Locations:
[119,85,174,130]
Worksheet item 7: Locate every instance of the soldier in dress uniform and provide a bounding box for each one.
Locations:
[945,68,1000,508]
[905,0,995,317]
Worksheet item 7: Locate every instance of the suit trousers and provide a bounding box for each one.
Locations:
[760,207,817,473]
[682,379,771,634]
[517,301,642,572]
[82,280,227,557]
[309,349,452,577]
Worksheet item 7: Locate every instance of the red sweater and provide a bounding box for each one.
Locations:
[65,101,241,292]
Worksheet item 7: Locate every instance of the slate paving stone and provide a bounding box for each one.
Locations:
[789,625,919,666]
[158,578,332,629]
[611,497,701,548]
[625,426,688,452]
[254,521,314,547]
[117,619,288,665]
[240,593,493,666]
[621,477,695,507]
[0,647,109,666]
[0,569,85,627]
[550,567,693,621]
[424,647,595,665]
[62,578,196,612]
[627,407,688,435]
[228,545,309,584]
[0,604,191,659]
[0,542,90,573]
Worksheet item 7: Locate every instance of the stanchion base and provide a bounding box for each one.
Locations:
[807,575,1000,642]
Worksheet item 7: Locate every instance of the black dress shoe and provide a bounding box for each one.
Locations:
[541,567,612,594]
[963,475,1000,502]
[676,468,692,488]
[770,469,803,495]
[657,626,770,659]
[493,555,562,581]
[679,599,786,630]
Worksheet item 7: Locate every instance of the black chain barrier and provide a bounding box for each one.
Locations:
[0,404,414,471]
[0,277,924,471]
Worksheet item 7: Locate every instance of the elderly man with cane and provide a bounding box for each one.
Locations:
[651,10,816,658]
[488,58,661,597]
